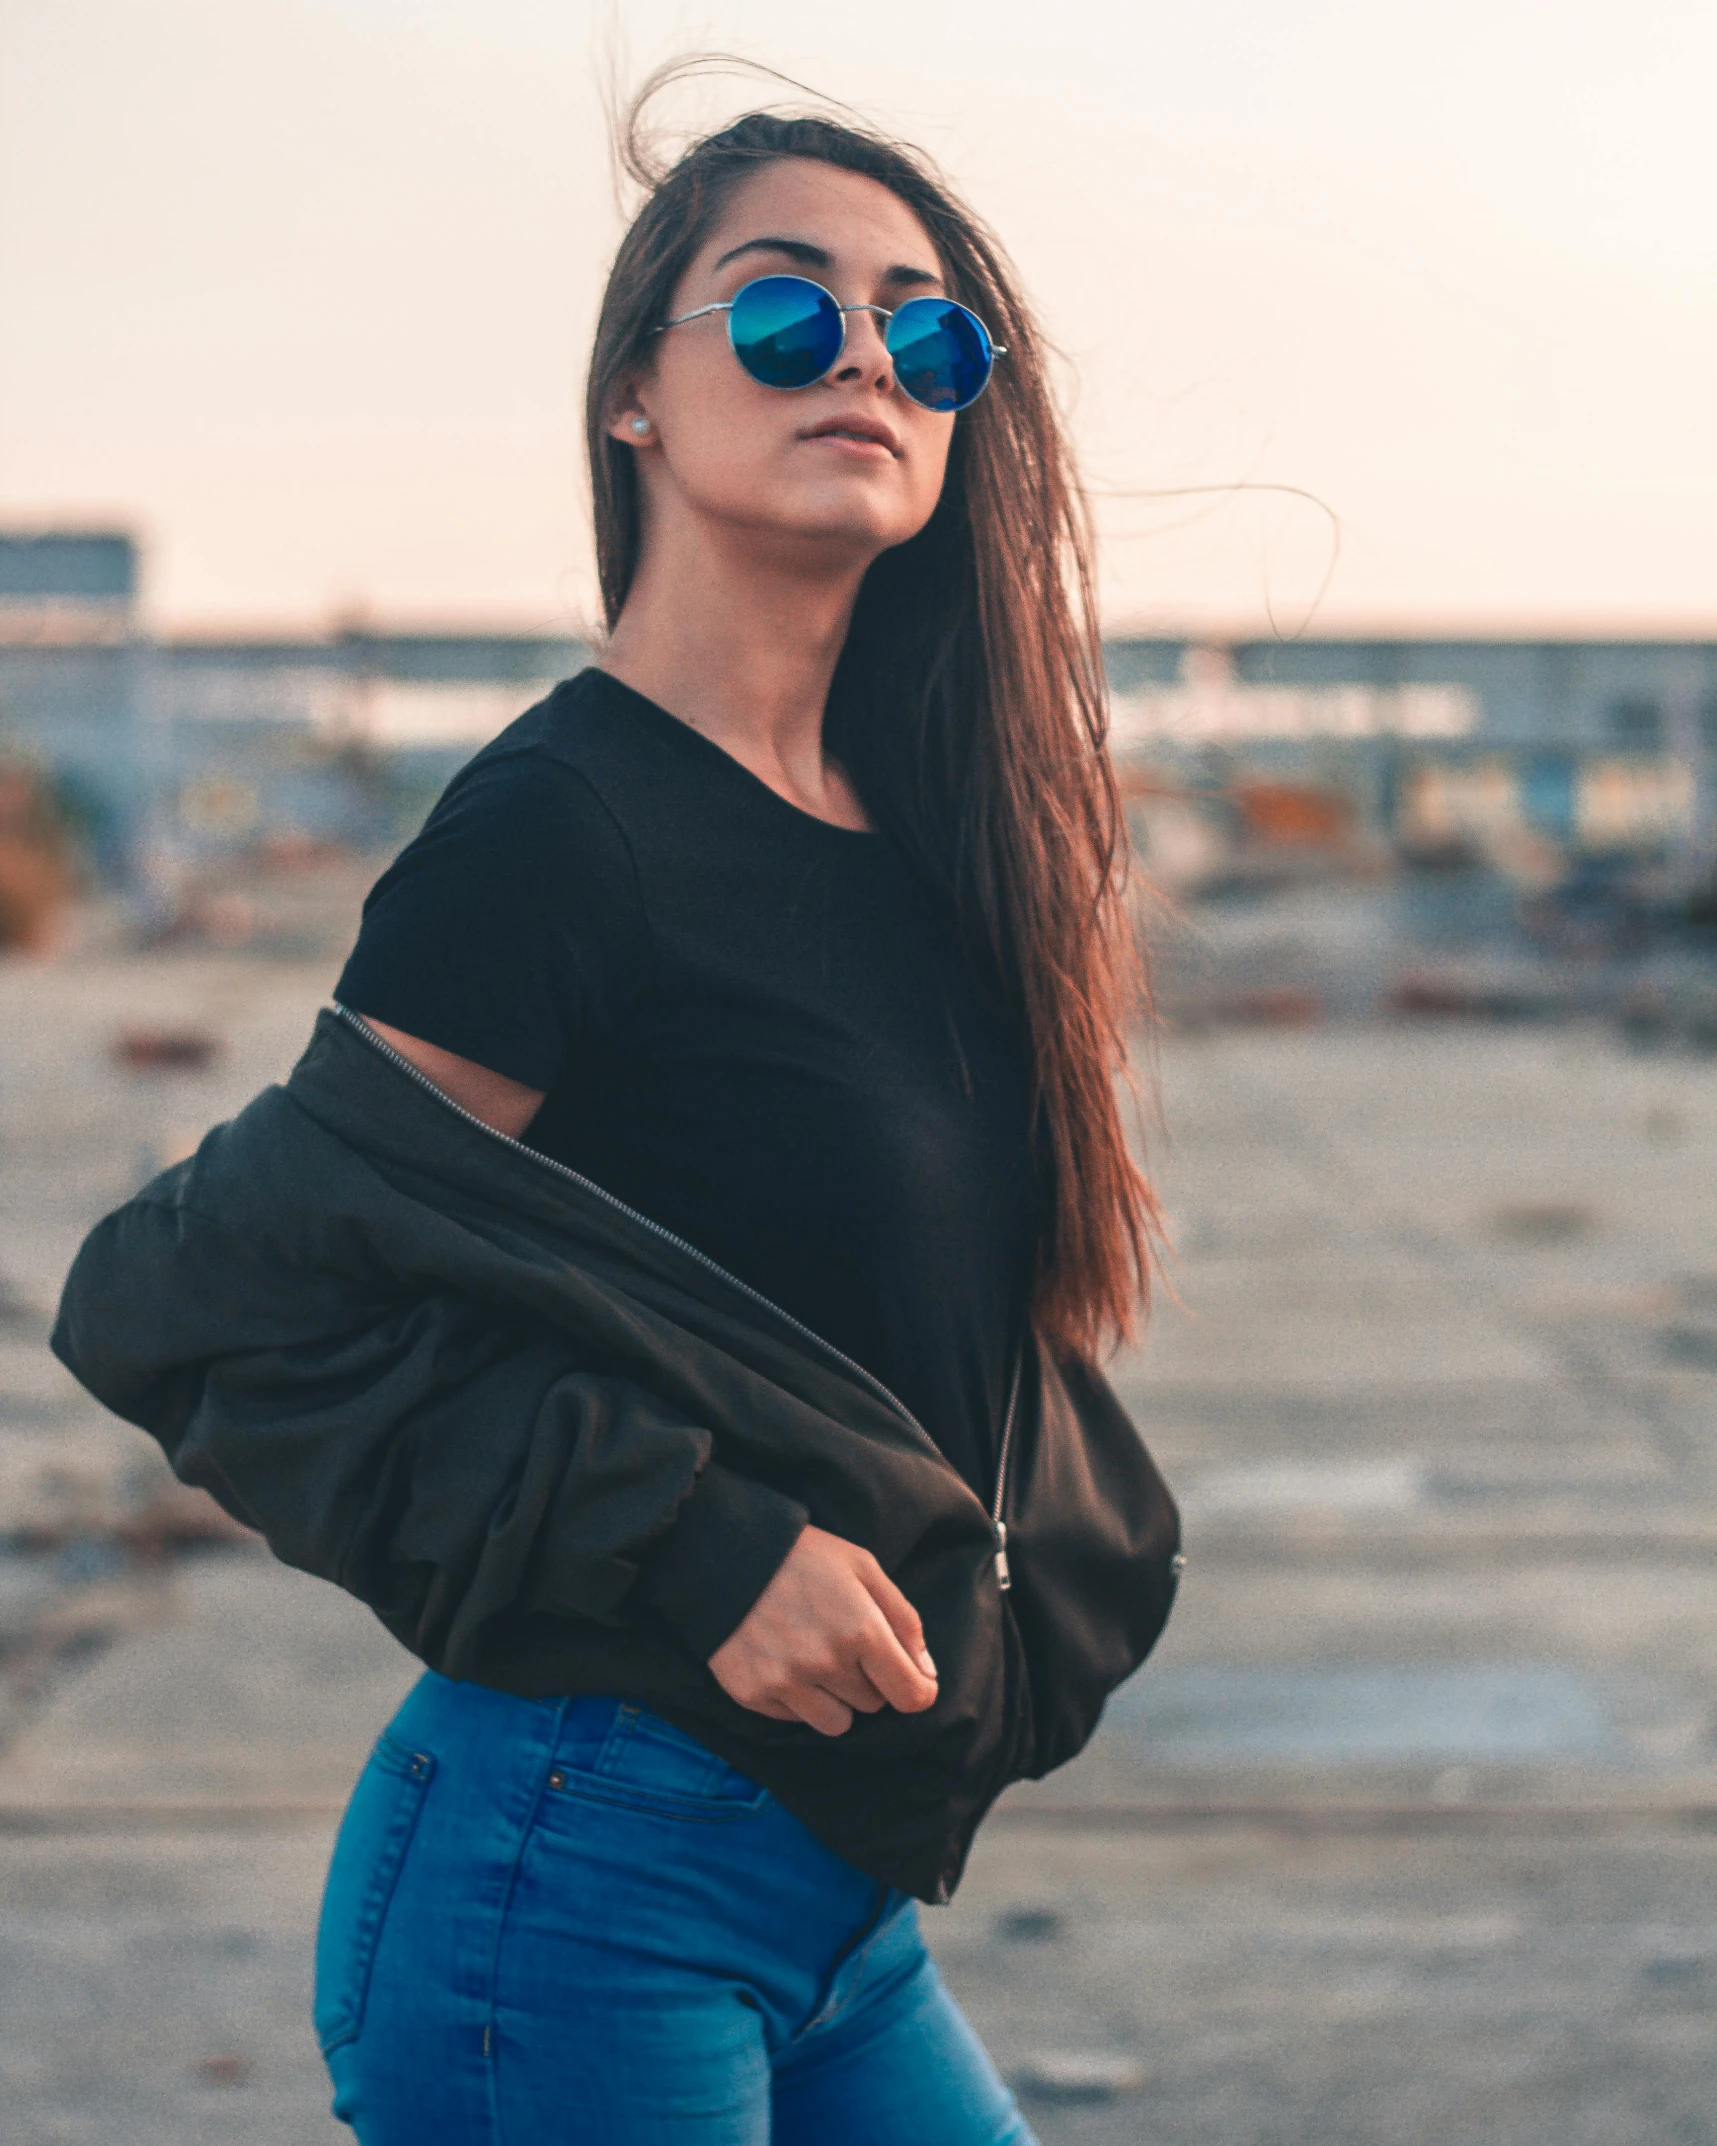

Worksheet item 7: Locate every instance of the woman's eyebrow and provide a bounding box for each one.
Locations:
[879,263,944,291]
[711,236,945,289]
[712,236,831,273]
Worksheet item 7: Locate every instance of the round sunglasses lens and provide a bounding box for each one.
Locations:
[885,298,994,412]
[726,276,844,389]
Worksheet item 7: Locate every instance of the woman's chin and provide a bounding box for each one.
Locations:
[746,485,929,562]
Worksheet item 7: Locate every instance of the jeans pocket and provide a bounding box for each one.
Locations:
[314,1733,436,2057]
[539,1705,770,1829]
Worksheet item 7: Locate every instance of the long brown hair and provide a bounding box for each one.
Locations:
[587,69,1161,1359]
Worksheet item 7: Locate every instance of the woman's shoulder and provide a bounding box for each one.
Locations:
[414,668,707,886]
[333,674,655,1086]
[460,665,682,804]
[354,675,669,955]
[400,668,682,893]
[441,669,625,812]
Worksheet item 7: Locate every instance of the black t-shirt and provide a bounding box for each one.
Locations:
[335,668,1040,1500]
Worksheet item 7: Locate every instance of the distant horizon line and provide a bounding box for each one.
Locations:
[144,609,1717,649]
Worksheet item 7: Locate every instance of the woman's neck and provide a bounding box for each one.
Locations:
[598,522,873,831]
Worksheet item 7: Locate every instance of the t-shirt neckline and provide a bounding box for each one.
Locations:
[584,667,887,844]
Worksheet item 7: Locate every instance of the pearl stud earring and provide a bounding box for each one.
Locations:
[630,416,649,435]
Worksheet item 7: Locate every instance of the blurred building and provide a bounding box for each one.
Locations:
[2,528,1714,886]
[0,531,146,872]
[1108,634,1717,751]
[0,530,584,872]
[155,624,586,863]
[1111,636,1717,885]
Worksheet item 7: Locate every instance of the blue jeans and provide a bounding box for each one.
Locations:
[315,1670,1039,2144]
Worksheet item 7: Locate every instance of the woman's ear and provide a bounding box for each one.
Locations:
[606,400,656,448]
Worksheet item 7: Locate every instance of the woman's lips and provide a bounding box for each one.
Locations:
[800,431,897,459]
[797,416,902,458]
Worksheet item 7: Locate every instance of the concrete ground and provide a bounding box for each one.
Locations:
[1,901,1713,2142]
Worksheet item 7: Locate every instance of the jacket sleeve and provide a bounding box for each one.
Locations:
[50,1190,808,1670]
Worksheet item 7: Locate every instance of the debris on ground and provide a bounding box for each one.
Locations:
[996,1906,1065,1942]
[1386,967,1544,1020]
[0,1270,40,1330]
[1012,2051,1150,2103]
[1174,985,1325,1031]
[0,762,75,956]
[1616,975,1717,1050]
[1488,1201,1595,1245]
[0,1428,252,1554]
[192,2054,255,2088]
[1659,1277,1717,1369]
[112,1025,225,1072]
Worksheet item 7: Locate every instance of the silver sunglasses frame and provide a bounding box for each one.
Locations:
[654,276,1006,400]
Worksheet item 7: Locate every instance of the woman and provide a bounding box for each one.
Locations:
[52,90,1180,2146]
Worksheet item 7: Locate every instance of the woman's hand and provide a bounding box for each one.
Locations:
[708,1524,939,1736]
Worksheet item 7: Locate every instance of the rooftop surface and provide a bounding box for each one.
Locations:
[0,880,1713,2142]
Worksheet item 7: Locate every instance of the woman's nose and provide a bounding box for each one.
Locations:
[831,306,894,386]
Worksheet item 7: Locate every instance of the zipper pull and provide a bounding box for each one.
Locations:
[990,1347,1022,1595]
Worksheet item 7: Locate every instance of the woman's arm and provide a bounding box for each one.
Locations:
[362,1019,545,1140]
[335,1022,938,1737]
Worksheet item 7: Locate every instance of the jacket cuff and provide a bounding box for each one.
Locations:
[633,1460,809,1663]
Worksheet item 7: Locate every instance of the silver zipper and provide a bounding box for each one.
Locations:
[990,1349,1023,1591]
[332,1003,942,1453]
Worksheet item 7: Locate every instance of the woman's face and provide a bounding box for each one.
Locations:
[613,159,957,570]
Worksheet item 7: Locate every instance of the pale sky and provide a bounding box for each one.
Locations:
[3,0,1715,635]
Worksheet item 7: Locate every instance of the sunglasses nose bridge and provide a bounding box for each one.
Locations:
[829,302,895,380]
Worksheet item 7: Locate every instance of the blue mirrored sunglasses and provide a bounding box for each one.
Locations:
[656,274,1003,413]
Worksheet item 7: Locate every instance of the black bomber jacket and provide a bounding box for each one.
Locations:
[51,1006,1181,1903]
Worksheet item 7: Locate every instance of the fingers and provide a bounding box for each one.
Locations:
[791,1630,931,1734]
[811,1660,889,1718]
[704,1526,939,1734]
[848,1553,938,1710]
[790,1687,855,1738]
[763,1638,904,1737]
[856,1554,938,1683]
[742,1693,802,1723]
[707,1633,872,1734]
[852,1620,939,1714]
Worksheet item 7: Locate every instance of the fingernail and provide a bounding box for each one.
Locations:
[917,1649,937,1678]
